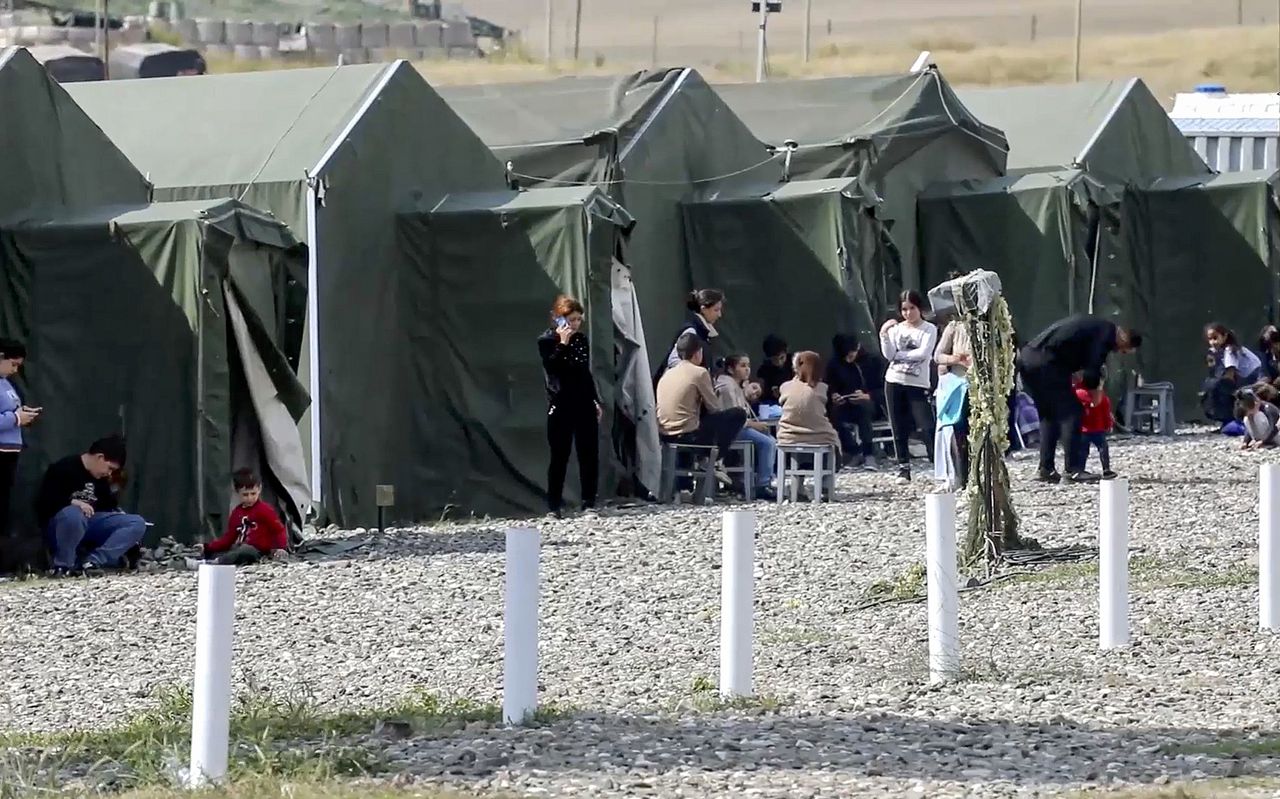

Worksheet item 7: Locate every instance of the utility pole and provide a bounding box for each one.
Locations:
[544,0,553,63]
[572,0,582,61]
[1072,0,1083,82]
[96,0,110,79]
[802,0,811,63]
[755,1,768,82]
[650,15,658,68]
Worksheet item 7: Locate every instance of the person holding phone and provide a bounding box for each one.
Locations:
[880,291,938,482]
[826,334,883,469]
[0,338,36,540]
[537,295,602,518]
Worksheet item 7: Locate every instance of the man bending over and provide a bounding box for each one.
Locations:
[36,435,145,575]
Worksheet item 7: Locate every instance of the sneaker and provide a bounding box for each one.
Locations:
[1066,471,1099,484]
[1101,470,1118,480]
[896,467,911,483]
[862,457,880,472]
[76,563,105,578]
[1035,470,1062,484]
[756,486,777,502]
[844,453,865,470]
[714,468,733,487]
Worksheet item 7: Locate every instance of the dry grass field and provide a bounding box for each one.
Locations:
[191,0,1280,106]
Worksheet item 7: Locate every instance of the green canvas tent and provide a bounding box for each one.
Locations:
[439,69,785,369]
[713,69,1009,290]
[67,61,530,525]
[0,199,309,541]
[1106,170,1280,415]
[921,79,1210,352]
[0,47,149,222]
[918,170,1124,338]
[956,79,1209,183]
[683,177,901,355]
[396,186,642,514]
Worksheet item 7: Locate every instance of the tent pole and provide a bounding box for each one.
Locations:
[1072,0,1082,82]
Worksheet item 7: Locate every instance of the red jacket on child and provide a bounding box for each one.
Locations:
[205,500,288,555]
[1075,387,1113,434]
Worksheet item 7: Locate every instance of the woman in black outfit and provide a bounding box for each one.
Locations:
[537,295,602,518]
[658,288,725,378]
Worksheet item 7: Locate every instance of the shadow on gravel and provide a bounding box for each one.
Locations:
[366,528,587,560]
[374,711,1269,790]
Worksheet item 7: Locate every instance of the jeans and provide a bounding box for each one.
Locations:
[831,401,874,457]
[662,408,749,454]
[46,506,147,570]
[737,425,776,490]
[1072,432,1111,473]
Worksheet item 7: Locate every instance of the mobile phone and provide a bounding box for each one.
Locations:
[554,316,568,330]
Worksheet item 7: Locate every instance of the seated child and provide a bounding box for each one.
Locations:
[201,469,289,565]
[1073,382,1116,479]
[1237,389,1280,450]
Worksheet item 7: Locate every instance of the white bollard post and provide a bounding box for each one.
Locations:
[1099,478,1130,649]
[925,492,960,683]
[720,510,755,698]
[189,564,236,788]
[503,527,541,725]
[1261,464,1280,630]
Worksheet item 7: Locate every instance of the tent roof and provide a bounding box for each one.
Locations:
[957,79,1209,181]
[690,176,864,204]
[66,62,397,188]
[428,185,634,227]
[1145,168,1280,192]
[0,47,149,220]
[438,74,663,149]
[22,44,100,63]
[713,70,1008,157]
[919,169,1092,199]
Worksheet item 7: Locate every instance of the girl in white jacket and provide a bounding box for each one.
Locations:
[880,290,938,482]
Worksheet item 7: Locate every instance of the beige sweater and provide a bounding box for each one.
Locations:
[657,361,720,436]
[777,380,841,451]
[936,320,972,378]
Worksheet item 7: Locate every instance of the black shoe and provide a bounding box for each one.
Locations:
[1035,470,1062,484]
[756,487,777,502]
[1102,470,1118,480]
[124,544,143,571]
[1066,471,1099,484]
[76,563,105,578]
[896,467,911,483]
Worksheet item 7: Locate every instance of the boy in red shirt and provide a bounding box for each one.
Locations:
[1073,381,1117,479]
[201,469,289,566]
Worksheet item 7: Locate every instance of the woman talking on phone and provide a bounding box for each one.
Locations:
[880,291,938,482]
[537,295,602,518]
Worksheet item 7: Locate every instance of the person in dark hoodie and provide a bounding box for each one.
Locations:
[1017,314,1141,484]
[757,334,793,403]
[826,334,885,468]
[538,294,602,518]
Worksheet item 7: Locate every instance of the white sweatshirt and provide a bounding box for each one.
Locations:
[880,320,939,389]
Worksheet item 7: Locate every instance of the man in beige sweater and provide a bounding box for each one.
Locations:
[657,332,747,454]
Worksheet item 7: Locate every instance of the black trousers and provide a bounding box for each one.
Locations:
[0,450,18,539]
[547,404,599,512]
[884,382,935,465]
[832,401,875,457]
[1019,350,1084,475]
[662,408,748,454]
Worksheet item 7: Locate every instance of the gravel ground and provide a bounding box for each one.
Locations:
[3,431,1279,797]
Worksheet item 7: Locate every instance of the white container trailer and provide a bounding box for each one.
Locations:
[1171,84,1280,173]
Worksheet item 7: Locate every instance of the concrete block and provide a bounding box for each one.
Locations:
[193,18,223,44]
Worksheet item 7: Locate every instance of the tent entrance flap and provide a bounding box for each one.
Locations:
[225,285,311,529]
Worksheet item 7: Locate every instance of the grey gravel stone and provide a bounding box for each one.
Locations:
[3,431,1279,797]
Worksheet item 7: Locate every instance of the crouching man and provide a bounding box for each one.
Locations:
[36,435,145,575]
